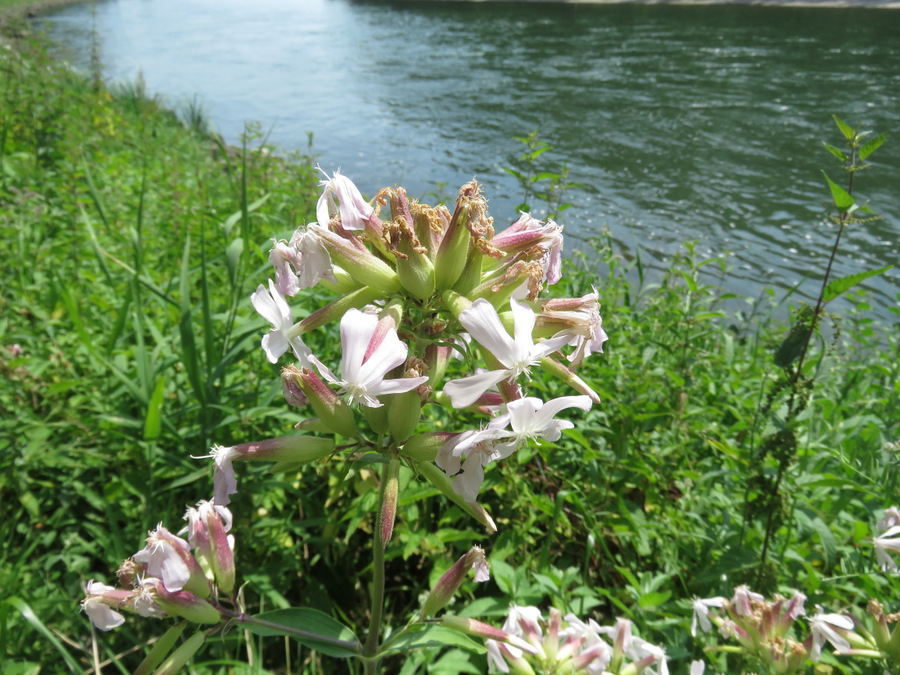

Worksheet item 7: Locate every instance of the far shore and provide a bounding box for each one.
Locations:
[2,0,900,25]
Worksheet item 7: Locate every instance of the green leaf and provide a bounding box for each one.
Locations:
[822,143,846,162]
[143,374,165,441]
[809,516,837,567]
[859,132,886,161]
[4,598,82,674]
[822,172,854,212]
[134,622,188,675]
[823,265,893,303]
[773,321,812,369]
[382,624,485,655]
[832,115,855,142]
[245,608,360,658]
[638,590,671,608]
[225,237,244,282]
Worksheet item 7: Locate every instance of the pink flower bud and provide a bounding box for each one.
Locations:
[284,365,358,438]
[421,546,490,617]
[183,501,235,595]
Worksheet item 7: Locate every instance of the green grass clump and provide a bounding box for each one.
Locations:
[0,32,321,671]
[1,28,899,675]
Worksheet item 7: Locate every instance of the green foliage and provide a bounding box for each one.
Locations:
[2,33,899,675]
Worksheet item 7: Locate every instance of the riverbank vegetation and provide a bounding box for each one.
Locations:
[2,29,899,675]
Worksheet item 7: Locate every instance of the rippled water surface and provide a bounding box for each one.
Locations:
[38,0,900,313]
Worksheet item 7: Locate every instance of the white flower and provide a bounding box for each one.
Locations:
[809,609,854,661]
[207,444,240,506]
[731,585,764,616]
[82,581,126,631]
[268,228,336,296]
[538,290,609,367]
[443,299,572,408]
[313,308,427,407]
[873,524,900,572]
[691,596,727,636]
[316,169,375,231]
[437,395,591,501]
[250,280,310,364]
[132,525,194,593]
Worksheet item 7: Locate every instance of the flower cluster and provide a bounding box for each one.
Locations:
[81,501,234,631]
[233,171,606,525]
[483,606,668,675]
[690,583,900,672]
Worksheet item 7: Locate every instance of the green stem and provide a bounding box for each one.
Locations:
[363,459,393,674]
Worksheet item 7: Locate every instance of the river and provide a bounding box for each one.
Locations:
[35,0,899,317]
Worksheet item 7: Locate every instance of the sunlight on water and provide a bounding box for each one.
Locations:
[37,0,900,316]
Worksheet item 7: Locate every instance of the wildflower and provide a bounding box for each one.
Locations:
[181,500,235,594]
[203,435,334,506]
[82,580,128,631]
[535,290,609,367]
[809,609,854,661]
[290,225,337,288]
[316,169,377,231]
[269,228,337,297]
[691,596,727,636]
[250,280,310,364]
[877,506,900,532]
[731,585,764,616]
[873,525,900,572]
[443,299,572,408]
[437,395,591,501]
[132,525,207,596]
[492,212,564,285]
[312,308,427,407]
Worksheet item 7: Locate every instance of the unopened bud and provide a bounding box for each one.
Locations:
[282,369,309,406]
[400,432,455,462]
[292,286,382,336]
[314,226,401,293]
[154,586,222,624]
[421,546,490,617]
[379,457,400,547]
[441,615,538,657]
[286,365,358,438]
[416,462,496,533]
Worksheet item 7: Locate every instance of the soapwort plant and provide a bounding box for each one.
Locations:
[79,171,676,674]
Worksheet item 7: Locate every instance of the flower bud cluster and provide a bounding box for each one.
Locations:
[691,584,890,671]
[81,501,234,631]
[480,606,668,675]
[238,170,608,528]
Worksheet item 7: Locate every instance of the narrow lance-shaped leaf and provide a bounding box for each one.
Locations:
[134,622,188,675]
[823,265,894,304]
[244,608,360,658]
